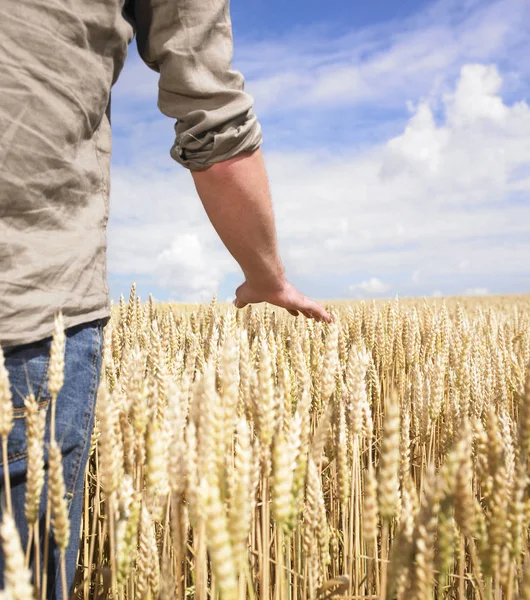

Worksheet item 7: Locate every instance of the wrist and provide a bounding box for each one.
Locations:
[243,263,286,291]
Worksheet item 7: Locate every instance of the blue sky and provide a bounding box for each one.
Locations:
[229,0,428,38]
[108,0,530,305]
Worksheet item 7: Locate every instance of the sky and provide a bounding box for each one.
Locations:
[108,0,530,304]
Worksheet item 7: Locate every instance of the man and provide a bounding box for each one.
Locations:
[0,0,331,597]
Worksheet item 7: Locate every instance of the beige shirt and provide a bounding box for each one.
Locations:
[0,0,262,348]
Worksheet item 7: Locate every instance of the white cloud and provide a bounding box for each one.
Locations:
[265,65,530,283]
[463,287,490,296]
[432,290,444,298]
[383,103,450,177]
[380,66,530,196]
[114,0,529,126]
[109,63,530,299]
[107,168,239,300]
[108,0,530,301]
[236,0,529,116]
[349,278,391,296]
[155,234,226,301]
[446,64,507,127]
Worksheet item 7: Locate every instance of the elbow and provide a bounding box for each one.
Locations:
[171,109,263,171]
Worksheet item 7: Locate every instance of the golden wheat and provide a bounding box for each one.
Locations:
[1,287,530,599]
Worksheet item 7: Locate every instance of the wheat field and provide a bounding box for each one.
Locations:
[1,286,530,600]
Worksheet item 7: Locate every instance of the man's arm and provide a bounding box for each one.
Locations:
[130,0,331,322]
[192,149,284,289]
[192,149,331,322]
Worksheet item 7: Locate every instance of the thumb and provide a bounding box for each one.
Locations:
[233,284,249,309]
[233,297,248,309]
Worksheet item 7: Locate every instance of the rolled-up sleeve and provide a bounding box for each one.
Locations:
[130,0,263,170]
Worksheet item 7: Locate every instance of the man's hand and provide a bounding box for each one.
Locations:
[233,278,332,323]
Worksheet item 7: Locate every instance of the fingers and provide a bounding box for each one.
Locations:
[302,301,332,323]
[235,298,298,316]
[289,308,321,321]
[299,309,326,323]
[233,297,248,309]
[234,297,330,323]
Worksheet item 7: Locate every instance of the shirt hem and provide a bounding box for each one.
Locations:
[0,307,112,350]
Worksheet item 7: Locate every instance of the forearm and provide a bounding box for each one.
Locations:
[191,148,286,288]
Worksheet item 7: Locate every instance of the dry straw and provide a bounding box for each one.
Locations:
[1,292,530,599]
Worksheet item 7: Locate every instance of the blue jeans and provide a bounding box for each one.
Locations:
[0,317,106,599]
